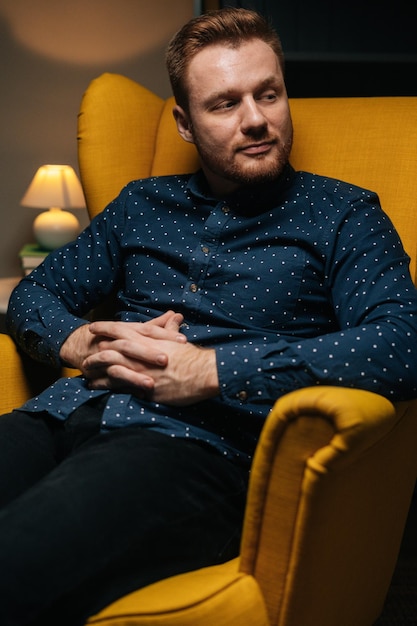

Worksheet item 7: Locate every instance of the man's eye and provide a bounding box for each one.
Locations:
[261,92,278,102]
[217,101,235,110]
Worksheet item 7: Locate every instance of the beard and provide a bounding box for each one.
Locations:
[193,123,294,190]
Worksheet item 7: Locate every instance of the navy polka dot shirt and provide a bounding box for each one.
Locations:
[7,165,417,467]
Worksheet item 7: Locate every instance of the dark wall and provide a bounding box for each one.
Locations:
[285,58,417,98]
[215,0,417,97]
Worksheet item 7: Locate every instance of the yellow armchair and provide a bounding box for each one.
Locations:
[1,73,417,626]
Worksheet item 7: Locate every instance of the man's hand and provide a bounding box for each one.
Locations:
[84,336,219,405]
[59,311,186,374]
[136,340,219,406]
[60,312,220,405]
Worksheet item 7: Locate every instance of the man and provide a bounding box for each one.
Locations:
[2,7,417,625]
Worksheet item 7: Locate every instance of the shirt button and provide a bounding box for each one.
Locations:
[190,283,198,293]
[222,206,230,214]
[202,246,210,254]
[237,390,248,401]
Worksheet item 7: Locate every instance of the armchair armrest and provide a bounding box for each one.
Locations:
[241,386,417,626]
[0,333,78,414]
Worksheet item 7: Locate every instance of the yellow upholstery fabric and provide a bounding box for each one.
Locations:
[87,559,269,626]
[240,388,417,626]
[0,334,76,414]
[0,334,43,413]
[1,74,417,626]
[151,98,199,177]
[77,74,166,219]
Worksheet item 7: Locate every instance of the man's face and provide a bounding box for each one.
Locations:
[174,39,293,196]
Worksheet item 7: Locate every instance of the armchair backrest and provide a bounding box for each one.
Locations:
[77,73,198,220]
[78,73,417,282]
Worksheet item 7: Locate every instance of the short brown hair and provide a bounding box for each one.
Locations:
[166,7,285,110]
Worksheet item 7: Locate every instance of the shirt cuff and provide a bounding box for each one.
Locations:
[215,341,313,407]
[21,309,89,368]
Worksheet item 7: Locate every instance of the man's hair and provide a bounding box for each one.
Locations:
[166,7,285,110]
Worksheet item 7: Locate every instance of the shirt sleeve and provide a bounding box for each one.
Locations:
[6,194,126,368]
[216,195,417,405]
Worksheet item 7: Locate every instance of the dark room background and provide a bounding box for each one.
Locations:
[206,0,417,97]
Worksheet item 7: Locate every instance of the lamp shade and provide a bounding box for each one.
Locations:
[21,164,86,250]
[21,164,86,209]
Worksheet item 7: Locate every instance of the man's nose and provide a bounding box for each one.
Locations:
[240,98,267,132]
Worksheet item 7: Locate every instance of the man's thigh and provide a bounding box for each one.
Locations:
[0,425,249,626]
[0,410,58,507]
[57,426,249,573]
[0,399,102,508]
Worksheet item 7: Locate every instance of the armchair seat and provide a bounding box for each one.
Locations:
[87,558,269,626]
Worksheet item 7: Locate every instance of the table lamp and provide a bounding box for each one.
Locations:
[21,164,86,250]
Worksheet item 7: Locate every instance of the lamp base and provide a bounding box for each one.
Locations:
[33,207,80,250]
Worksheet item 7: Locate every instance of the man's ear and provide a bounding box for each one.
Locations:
[173,105,195,144]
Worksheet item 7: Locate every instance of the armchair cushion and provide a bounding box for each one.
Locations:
[87,558,269,626]
[151,97,199,177]
[78,74,167,220]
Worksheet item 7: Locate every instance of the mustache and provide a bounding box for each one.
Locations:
[236,136,278,151]
[243,126,270,141]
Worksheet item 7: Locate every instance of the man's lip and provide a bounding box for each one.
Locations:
[238,141,274,155]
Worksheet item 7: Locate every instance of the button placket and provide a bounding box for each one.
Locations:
[183,204,231,313]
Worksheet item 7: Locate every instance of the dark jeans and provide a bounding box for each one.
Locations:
[0,398,248,626]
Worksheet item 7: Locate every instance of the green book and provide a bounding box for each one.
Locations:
[19,243,49,271]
